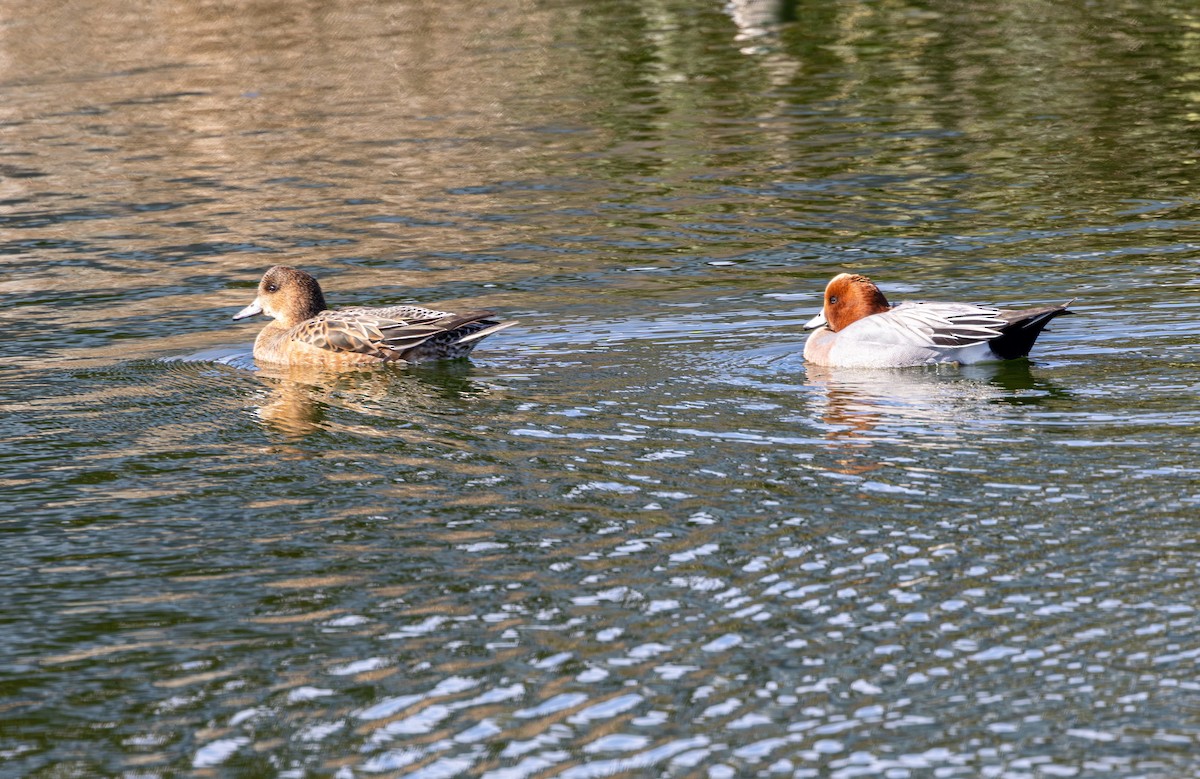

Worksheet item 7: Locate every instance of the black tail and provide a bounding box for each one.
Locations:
[988,302,1073,360]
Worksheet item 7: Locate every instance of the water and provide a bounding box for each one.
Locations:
[3,0,1199,776]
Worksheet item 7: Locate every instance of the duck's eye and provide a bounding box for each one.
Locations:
[266,284,278,293]
[829,295,838,304]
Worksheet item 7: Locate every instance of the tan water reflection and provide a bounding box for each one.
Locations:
[251,360,491,439]
[0,0,588,369]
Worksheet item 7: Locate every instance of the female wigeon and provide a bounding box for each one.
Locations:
[803,273,1071,368]
[232,265,517,365]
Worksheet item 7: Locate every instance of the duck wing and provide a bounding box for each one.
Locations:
[845,302,1007,349]
[290,308,508,361]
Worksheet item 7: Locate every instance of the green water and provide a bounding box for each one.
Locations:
[2,0,1199,776]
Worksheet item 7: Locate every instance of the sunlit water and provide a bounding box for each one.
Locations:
[3,0,1200,776]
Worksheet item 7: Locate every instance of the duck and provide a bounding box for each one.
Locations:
[803,273,1071,368]
[232,265,518,365]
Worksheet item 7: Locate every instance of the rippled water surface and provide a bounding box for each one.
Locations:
[3,0,1200,776]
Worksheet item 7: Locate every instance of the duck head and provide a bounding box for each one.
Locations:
[233,265,329,328]
[804,273,890,332]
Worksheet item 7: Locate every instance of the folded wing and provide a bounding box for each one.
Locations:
[291,308,514,362]
[846,302,1007,349]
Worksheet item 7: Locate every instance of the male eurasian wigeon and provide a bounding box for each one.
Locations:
[803,273,1071,368]
[232,265,517,365]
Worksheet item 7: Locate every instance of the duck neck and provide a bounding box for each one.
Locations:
[295,277,328,321]
[274,278,327,326]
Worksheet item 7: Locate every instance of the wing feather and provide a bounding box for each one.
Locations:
[288,308,508,360]
[846,302,1007,349]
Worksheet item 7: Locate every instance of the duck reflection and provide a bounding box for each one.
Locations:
[805,360,1068,445]
[250,360,489,440]
[725,0,797,40]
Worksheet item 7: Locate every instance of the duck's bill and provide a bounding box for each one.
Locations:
[803,311,828,330]
[233,299,264,320]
